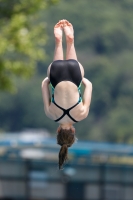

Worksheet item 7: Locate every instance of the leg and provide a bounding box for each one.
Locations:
[63,20,77,60]
[53,20,64,61]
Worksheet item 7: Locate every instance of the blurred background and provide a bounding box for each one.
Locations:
[0,0,133,199]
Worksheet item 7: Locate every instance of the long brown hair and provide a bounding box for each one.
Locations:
[57,127,76,169]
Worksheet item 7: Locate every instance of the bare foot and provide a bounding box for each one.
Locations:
[54,20,63,43]
[63,20,74,43]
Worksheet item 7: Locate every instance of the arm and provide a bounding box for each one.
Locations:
[82,77,92,117]
[41,77,51,117]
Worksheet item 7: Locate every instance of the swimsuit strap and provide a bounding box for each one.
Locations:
[53,99,79,123]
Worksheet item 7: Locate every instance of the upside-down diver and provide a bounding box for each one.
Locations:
[42,19,92,169]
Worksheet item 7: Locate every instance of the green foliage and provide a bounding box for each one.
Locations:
[0,0,58,91]
[0,75,57,132]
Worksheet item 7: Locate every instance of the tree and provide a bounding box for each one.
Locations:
[0,0,58,91]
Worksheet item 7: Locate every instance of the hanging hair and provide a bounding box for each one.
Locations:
[57,127,76,170]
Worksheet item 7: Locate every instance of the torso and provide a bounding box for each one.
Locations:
[48,59,85,124]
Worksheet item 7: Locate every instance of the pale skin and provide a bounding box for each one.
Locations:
[42,20,92,132]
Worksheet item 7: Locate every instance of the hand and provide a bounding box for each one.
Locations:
[42,77,50,86]
[82,77,91,86]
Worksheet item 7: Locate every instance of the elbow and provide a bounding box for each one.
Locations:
[80,107,89,120]
[84,111,89,119]
[83,106,90,119]
[44,106,52,119]
[44,107,49,116]
[44,110,49,118]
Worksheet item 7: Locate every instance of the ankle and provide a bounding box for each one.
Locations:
[66,40,74,46]
[55,38,62,45]
[66,35,74,44]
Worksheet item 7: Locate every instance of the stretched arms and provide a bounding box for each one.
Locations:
[82,77,92,117]
[41,77,51,117]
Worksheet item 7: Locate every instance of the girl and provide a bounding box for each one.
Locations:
[42,20,92,169]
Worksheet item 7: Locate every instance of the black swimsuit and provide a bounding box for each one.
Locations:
[50,59,82,123]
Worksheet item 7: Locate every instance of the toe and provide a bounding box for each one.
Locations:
[63,20,68,27]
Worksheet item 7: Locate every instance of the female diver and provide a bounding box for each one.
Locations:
[42,20,92,169]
